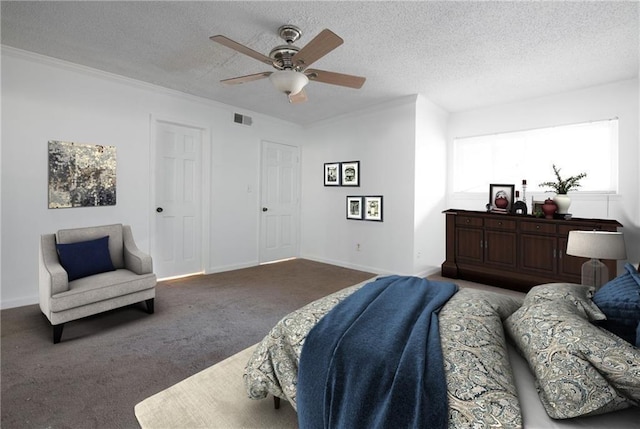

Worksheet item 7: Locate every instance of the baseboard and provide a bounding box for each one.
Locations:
[205,261,260,274]
[300,255,442,280]
[1,295,38,310]
[299,255,390,276]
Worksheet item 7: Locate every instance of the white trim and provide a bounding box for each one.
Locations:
[304,94,418,129]
[205,261,260,274]
[1,295,38,310]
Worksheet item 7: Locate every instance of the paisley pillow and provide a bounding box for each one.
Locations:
[505,284,640,419]
[521,282,605,321]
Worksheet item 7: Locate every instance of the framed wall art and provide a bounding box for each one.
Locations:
[346,196,363,220]
[341,161,360,187]
[364,196,383,221]
[324,162,340,186]
[488,184,514,214]
[48,140,117,209]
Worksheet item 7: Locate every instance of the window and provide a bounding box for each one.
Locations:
[452,119,618,194]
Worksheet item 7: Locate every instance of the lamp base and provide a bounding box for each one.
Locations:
[581,258,609,289]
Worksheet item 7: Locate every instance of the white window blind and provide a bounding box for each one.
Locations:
[452,119,618,194]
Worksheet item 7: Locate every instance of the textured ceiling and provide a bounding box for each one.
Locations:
[1,1,638,125]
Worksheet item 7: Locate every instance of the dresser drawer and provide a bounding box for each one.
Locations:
[520,221,556,234]
[456,216,483,227]
[485,218,516,230]
[557,224,615,236]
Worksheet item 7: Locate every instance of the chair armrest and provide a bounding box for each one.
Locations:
[39,234,69,297]
[122,225,153,275]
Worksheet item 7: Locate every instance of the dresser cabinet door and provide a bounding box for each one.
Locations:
[456,227,483,264]
[485,230,517,268]
[520,234,557,275]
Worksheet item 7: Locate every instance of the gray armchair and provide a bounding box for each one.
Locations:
[39,224,156,343]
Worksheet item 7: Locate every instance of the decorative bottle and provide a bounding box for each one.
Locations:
[512,190,528,215]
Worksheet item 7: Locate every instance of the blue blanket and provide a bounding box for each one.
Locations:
[297,275,458,429]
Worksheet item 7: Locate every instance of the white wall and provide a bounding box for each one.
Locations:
[447,79,640,268]
[1,48,301,308]
[414,95,450,275]
[299,96,450,276]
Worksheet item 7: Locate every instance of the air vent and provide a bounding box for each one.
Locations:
[233,113,252,126]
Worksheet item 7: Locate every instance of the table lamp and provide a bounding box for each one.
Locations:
[566,230,627,288]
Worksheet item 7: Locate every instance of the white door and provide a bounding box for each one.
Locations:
[153,121,203,278]
[260,141,300,263]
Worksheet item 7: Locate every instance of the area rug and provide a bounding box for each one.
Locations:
[135,344,298,429]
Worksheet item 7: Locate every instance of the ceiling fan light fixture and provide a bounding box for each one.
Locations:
[269,70,309,95]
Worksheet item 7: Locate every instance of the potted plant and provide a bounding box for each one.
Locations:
[539,164,587,214]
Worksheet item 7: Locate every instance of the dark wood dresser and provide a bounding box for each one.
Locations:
[442,209,622,293]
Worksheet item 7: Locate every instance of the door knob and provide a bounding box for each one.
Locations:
[156,207,163,213]
[262,207,268,212]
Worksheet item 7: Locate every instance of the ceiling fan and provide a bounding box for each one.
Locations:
[210,25,366,103]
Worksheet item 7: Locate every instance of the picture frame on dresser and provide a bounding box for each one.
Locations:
[531,199,545,217]
[489,184,515,213]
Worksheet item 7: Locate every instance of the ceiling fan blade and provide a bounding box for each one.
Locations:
[305,69,366,89]
[288,89,308,104]
[221,72,272,85]
[291,29,343,70]
[210,35,273,66]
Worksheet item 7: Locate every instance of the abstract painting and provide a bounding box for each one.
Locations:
[48,140,117,208]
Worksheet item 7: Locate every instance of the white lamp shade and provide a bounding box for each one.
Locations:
[566,230,627,260]
[269,70,309,95]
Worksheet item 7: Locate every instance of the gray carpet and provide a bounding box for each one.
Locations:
[1,259,375,429]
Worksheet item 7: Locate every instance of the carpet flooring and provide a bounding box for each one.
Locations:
[1,259,376,429]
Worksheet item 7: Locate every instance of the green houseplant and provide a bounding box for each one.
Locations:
[539,164,587,194]
[539,164,587,215]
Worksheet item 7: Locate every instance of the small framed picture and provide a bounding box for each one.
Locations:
[531,199,545,217]
[489,184,515,213]
[364,196,383,221]
[346,196,363,220]
[324,162,340,186]
[341,161,360,187]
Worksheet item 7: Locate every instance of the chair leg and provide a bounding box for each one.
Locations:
[53,324,64,344]
[145,298,155,314]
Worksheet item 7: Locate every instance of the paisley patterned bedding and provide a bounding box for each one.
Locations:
[243,278,640,427]
[243,277,525,428]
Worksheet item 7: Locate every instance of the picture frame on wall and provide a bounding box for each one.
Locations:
[48,140,117,209]
[324,162,340,186]
[341,161,360,187]
[488,184,515,213]
[346,196,363,220]
[364,196,383,221]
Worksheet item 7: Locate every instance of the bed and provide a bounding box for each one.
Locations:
[244,269,640,428]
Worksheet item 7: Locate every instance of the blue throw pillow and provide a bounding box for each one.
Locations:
[593,263,640,345]
[56,236,115,281]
